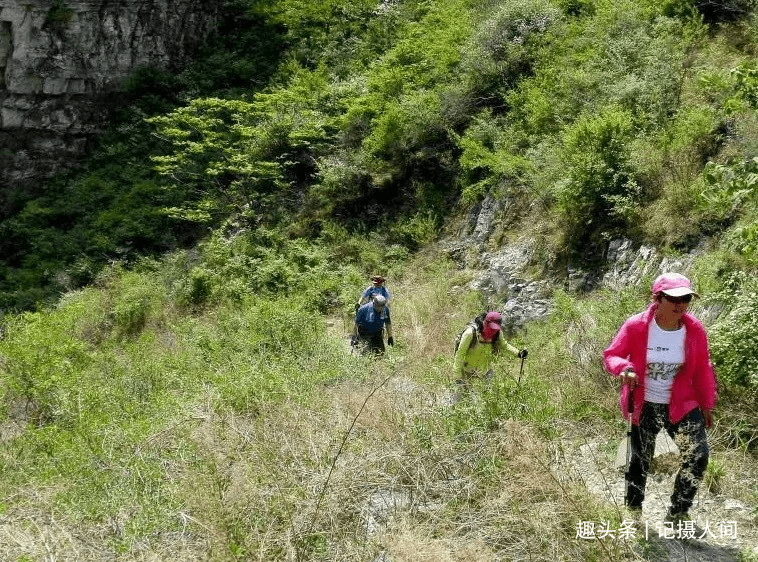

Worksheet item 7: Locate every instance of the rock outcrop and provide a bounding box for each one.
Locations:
[443,194,718,332]
[0,0,219,187]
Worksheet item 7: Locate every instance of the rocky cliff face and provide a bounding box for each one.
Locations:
[443,195,715,333]
[0,0,219,188]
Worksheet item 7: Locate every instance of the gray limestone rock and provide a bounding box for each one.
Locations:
[0,0,219,186]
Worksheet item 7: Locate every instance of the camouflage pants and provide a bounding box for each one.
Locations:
[626,402,709,513]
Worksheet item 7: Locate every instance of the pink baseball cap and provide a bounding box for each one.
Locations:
[484,311,502,331]
[652,272,699,298]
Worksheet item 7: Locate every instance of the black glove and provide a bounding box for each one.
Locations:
[387,337,394,346]
[518,349,528,359]
[351,335,358,346]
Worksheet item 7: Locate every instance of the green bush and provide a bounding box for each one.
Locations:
[662,0,756,23]
[175,266,215,308]
[505,2,693,136]
[150,69,333,227]
[387,212,439,250]
[0,312,91,426]
[731,62,758,107]
[554,106,641,251]
[724,219,758,265]
[455,109,532,204]
[268,0,393,75]
[697,157,758,225]
[110,271,166,337]
[443,373,556,436]
[163,225,401,314]
[361,90,447,180]
[557,0,597,17]
[640,105,724,246]
[460,0,562,94]
[709,273,758,389]
[310,151,371,214]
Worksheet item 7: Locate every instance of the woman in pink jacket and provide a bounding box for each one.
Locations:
[603,272,717,522]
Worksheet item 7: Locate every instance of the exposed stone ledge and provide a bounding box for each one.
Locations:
[0,0,220,186]
[442,194,719,331]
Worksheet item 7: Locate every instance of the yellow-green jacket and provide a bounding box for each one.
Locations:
[453,325,519,378]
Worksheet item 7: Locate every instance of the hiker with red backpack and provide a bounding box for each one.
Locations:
[603,272,717,524]
[453,311,527,388]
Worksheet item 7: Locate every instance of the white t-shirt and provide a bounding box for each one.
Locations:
[644,320,686,404]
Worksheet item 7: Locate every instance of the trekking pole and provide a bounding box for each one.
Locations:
[624,387,634,507]
[517,355,525,386]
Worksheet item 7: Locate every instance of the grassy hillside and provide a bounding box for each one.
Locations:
[0,0,757,560]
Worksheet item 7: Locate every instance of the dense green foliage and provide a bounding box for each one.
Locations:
[1,0,758,557]
[2,0,758,386]
[2,0,758,395]
[5,0,758,305]
[707,272,758,388]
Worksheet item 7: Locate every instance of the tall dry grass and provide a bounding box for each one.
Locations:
[1,251,755,561]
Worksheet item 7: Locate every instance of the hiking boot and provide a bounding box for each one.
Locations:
[455,378,473,392]
[664,507,691,523]
[450,379,471,404]
[664,508,703,540]
[624,505,643,526]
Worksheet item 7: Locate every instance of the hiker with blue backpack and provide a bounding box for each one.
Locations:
[454,311,527,388]
[352,294,394,354]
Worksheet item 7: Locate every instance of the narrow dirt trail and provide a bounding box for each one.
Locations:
[329,309,757,561]
[552,423,758,561]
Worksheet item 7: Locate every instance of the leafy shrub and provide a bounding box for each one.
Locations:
[311,151,371,213]
[150,97,280,224]
[387,212,439,250]
[455,109,532,204]
[557,0,597,17]
[444,374,556,436]
[321,0,477,217]
[554,106,640,251]
[0,311,92,426]
[361,90,448,180]
[0,158,182,311]
[461,0,562,94]
[731,62,758,108]
[176,266,215,308]
[150,69,333,227]
[165,226,393,313]
[604,16,694,126]
[268,0,393,75]
[108,272,166,337]
[507,2,695,133]
[177,0,287,97]
[697,157,758,224]
[703,63,758,116]
[662,0,756,23]
[724,219,758,265]
[641,105,724,246]
[709,273,758,389]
